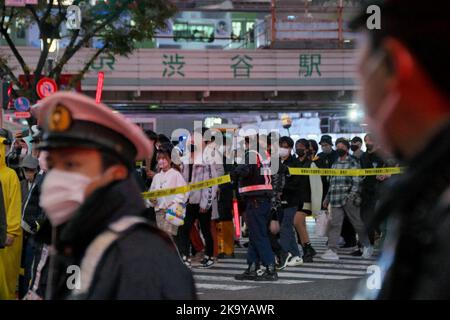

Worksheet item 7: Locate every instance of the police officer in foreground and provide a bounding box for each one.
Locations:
[351,0,450,299]
[33,92,196,300]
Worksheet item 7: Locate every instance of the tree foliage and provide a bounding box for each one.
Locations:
[0,0,176,101]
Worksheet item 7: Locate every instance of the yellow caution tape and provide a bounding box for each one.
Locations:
[142,174,231,199]
[288,167,404,176]
[141,167,404,199]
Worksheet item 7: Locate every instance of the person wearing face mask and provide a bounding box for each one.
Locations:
[350,136,364,160]
[315,135,338,210]
[20,146,50,300]
[293,139,317,262]
[148,144,188,238]
[351,0,450,299]
[18,155,39,298]
[354,133,386,256]
[276,136,303,269]
[232,134,278,282]
[338,136,364,251]
[322,138,373,261]
[179,128,221,269]
[33,92,196,300]
[6,133,29,181]
[0,129,23,300]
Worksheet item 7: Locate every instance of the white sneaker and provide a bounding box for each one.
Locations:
[320,249,340,261]
[362,246,374,259]
[287,256,303,266]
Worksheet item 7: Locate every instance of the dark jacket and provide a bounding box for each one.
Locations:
[297,156,312,205]
[218,156,235,221]
[314,149,338,204]
[360,151,385,198]
[233,150,273,199]
[280,155,301,208]
[22,172,46,235]
[47,176,196,300]
[371,121,450,299]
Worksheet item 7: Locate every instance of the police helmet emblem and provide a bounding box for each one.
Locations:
[48,104,72,132]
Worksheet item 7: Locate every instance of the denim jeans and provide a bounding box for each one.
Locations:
[279,206,301,257]
[246,198,275,266]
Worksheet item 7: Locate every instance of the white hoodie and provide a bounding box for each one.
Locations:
[149,168,188,211]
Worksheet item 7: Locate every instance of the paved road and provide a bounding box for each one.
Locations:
[193,219,380,300]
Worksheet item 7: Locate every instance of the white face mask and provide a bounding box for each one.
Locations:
[158,159,169,170]
[279,147,290,158]
[40,169,93,227]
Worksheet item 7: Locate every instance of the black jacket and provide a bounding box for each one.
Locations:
[233,150,273,199]
[297,157,312,204]
[314,150,338,204]
[47,176,196,300]
[360,151,385,198]
[280,155,301,208]
[371,121,450,299]
[22,172,46,235]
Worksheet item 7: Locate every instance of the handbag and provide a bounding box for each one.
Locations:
[164,203,186,226]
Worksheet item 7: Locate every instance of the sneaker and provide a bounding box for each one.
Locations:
[302,253,314,263]
[351,249,363,256]
[339,242,357,248]
[198,256,215,269]
[277,252,292,270]
[303,243,317,257]
[256,266,264,276]
[235,264,258,281]
[182,255,192,268]
[255,264,278,282]
[287,256,303,266]
[362,246,374,259]
[320,249,340,261]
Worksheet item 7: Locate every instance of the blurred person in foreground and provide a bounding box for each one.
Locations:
[351,0,450,299]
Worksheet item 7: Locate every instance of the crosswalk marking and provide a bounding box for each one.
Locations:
[194,268,360,280]
[213,262,367,275]
[193,222,379,292]
[194,275,311,285]
[196,283,258,291]
[218,258,370,270]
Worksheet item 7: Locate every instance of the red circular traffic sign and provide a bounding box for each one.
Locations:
[36,77,58,99]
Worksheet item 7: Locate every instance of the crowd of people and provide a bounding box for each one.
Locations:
[0,100,397,298]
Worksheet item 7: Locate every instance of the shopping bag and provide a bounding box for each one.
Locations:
[315,210,330,237]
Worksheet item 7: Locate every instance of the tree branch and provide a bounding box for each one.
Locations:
[49,10,122,79]
[1,2,7,28]
[0,24,31,79]
[25,4,41,26]
[4,8,17,31]
[66,43,109,89]
[40,0,54,28]
[0,58,20,86]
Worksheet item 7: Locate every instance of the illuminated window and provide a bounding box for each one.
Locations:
[232,22,242,41]
[173,22,215,43]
